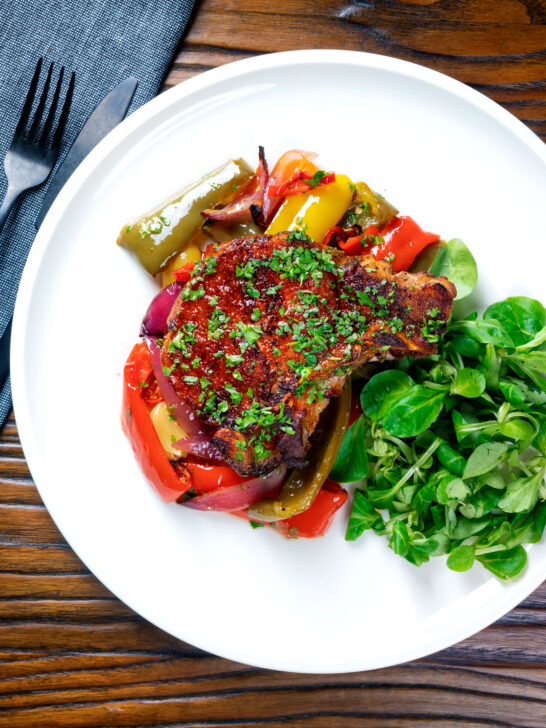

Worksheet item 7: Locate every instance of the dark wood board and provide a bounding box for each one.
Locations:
[1,1,545,725]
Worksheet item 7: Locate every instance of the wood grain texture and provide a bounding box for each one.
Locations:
[1,1,545,724]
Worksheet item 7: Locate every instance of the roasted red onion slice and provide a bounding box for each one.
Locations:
[140,281,183,336]
[182,466,287,512]
[202,146,269,223]
[174,435,224,462]
[145,336,205,436]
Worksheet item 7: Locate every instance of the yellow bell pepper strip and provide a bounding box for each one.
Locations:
[117,158,253,276]
[247,380,351,522]
[266,174,354,243]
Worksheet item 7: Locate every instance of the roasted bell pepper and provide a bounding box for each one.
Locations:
[374,216,440,271]
[275,481,348,538]
[266,174,354,243]
[323,225,361,248]
[268,170,335,198]
[185,461,251,494]
[117,159,253,275]
[122,342,190,502]
[340,181,398,231]
[160,242,202,287]
[247,380,351,521]
[338,225,382,256]
[334,216,440,272]
[172,261,196,282]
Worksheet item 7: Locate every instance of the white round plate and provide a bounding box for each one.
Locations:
[11,50,546,673]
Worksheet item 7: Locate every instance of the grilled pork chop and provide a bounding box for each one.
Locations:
[161,232,456,476]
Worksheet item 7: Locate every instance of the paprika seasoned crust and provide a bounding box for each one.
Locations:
[161,232,456,476]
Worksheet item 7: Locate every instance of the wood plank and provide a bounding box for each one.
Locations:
[0,683,544,728]
[0,574,113,599]
[0,544,86,573]
[197,0,542,25]
[0,504,66,545]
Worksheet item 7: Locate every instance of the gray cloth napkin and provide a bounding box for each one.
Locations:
[0,0,195,428]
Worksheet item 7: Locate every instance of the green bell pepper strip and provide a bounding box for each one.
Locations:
[247,380,351,522]
[117,158,253,275]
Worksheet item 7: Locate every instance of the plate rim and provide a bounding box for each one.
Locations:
[10,49,546,673]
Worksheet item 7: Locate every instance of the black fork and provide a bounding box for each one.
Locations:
[0,58,75,233]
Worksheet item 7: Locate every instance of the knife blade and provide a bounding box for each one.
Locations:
[35,76,138,229]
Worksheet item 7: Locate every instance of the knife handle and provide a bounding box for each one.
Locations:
[0,318,12,390]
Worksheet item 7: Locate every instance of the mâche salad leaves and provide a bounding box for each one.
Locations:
[428,238,478,301]
[337,295,546,580]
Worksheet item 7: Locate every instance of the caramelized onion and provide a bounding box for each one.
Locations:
[202,146,269,223]
[182,466,287,512]
[145,336,205,436]
[140,282,182,336]
[174,435,223,462]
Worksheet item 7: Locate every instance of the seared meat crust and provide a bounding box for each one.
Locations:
[161,233,455,476]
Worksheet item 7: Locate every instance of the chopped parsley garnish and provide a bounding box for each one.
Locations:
[226,353,244,367]
[246,283,260,299]
[303,170,329,188]
[235,322,263,347]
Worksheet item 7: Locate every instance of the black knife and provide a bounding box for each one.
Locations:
[35,76,138,229]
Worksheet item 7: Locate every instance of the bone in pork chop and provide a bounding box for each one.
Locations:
[161,232,456,476]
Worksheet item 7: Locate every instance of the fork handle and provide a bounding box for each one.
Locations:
[0,186,22,235]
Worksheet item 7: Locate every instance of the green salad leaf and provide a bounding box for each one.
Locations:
[484,297,546,347]
[383,387,446,438]
[330,415,369,483]
[342,293,546,581]
[361,370,414,421]
[428,238,478,300]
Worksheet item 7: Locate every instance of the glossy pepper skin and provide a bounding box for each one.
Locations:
[266,174,354,243]
[247,380,351,522]
[117,159,253,276]
[122,343,190,502]
[236,480,348,538]
[338,225,381,256]
[276,481,348,538]
[374,216,440,271]
[184,462,251,494]
[335,216,440,272]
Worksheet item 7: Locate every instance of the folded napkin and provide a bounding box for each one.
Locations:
[0,0,195,428]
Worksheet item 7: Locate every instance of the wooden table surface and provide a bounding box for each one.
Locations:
[1,1,545,725]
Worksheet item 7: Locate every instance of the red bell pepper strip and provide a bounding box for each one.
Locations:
[185,461,252,494]
[338,225,381,256]
[267,170,335,198]
[122,342,191,502]
[374,216,440,272]
[233,481,348,538]
[261,149,318,224]
[276,481,348,538]
[172,261,196,282]
[323,225,361,248]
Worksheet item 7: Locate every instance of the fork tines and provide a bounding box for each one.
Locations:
[14,57,75,150]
